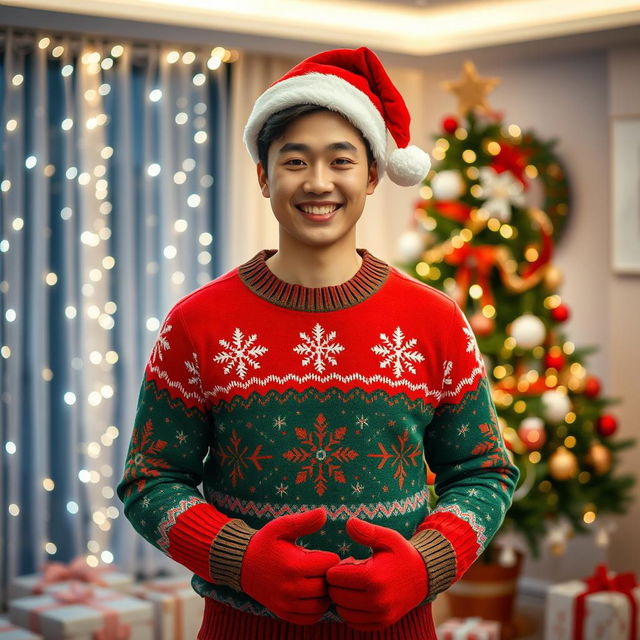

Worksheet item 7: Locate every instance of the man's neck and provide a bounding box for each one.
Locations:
[264,241,363,288]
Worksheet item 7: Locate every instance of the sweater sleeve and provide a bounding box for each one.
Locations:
[409,299,519,599]
[116,304,257,589]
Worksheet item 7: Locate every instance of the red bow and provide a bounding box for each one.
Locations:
[573,564,638,640]
[444,243,498,309]
[34,556,110,593]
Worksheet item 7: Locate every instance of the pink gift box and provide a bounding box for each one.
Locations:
[437,616,501,640]
[0,615,43,639]
[130,576,204,640]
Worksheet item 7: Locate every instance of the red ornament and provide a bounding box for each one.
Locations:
[544,350,566,370]
[551,304,570,323]
[469,312,495,337]
[442,116,458,134]
[596,414,618,438]
[584,375,601,398]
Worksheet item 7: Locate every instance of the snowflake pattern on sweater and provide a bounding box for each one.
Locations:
[117,247,519,625]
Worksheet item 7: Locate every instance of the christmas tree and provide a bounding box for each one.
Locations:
[396,61,635,560]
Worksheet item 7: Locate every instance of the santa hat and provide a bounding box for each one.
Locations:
[243,47,431,187]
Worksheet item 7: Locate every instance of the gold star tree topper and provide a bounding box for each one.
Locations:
[441,60,501,116]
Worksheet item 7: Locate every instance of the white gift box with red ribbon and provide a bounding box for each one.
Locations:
[0,615,43,640]
[10,558,133,599]
[130,576,204,640]
[9,584,153,640]
[544,565,640,640]
[437,616,501,640]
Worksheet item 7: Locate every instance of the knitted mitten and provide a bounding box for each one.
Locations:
[239,507,341,625]
[326,517,429,631]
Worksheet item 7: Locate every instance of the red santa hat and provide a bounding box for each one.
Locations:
[244,47,431,187]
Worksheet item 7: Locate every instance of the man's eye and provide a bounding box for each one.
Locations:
[334,158,354,165]
[285,159,305,166]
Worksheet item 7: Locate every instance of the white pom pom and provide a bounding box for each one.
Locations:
[386,145,431,186]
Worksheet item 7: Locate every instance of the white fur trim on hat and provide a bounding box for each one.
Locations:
[244,72,389,177]
[386,145,431,186]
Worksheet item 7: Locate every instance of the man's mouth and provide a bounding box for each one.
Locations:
[296,204,342,216]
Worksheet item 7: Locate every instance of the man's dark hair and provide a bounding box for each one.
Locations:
[256,104,375,177]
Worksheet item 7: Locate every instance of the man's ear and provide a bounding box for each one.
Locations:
[366,161,380,195]
[256,162,270,198]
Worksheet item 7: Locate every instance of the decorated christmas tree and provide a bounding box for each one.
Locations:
[396,61,635,561]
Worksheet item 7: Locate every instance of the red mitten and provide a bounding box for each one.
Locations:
[240,507,341,625]
[326,517,429,631]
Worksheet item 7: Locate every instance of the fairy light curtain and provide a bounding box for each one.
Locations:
[0,28,234,601]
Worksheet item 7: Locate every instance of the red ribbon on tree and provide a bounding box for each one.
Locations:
[443,243,499,309]
[573,564,638,640]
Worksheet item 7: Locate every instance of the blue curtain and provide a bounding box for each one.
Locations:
[0,29,232,604]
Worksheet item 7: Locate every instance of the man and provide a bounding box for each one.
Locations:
[117,47,519,639]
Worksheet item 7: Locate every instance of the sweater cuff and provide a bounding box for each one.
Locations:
[409,528,457,597]
[209,519,258,592]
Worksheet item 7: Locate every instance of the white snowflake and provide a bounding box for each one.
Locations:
[351,482,364,495]
[293,323,344,373]
[476,166,526,222]
[442,360,453,386]
[273,416,286,430]
[371,326,425,378]
[462,325,484,369]
[176,431,187,445]
[142,496,150,508]
[355,415,369,428]
[468,488,479,497]
[213,328,268,380]
[457,424,470,438]
[150,321,172,363]
[185,352,201,387]
[275,483,288,497]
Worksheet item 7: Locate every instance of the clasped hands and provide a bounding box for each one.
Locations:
[240,507,429,631]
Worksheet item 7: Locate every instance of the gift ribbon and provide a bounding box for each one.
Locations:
[573,564,638,640]
[27,582,131,640]
[443,243,499,310]
[33,555,111,593]
[141,582,185,640]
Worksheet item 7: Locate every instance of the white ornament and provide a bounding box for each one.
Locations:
[477,166,527,222]
[396,229,425,262]
[541,390,572,423]
[509,313,546,349]
[431,170,465,200]
[498,545,517,567]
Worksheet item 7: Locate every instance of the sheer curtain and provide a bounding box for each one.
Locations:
[0,28,232,603]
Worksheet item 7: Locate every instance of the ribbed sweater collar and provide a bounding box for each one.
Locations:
[238,247,390,312]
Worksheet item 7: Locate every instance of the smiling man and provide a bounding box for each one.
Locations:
[117,47,519,640]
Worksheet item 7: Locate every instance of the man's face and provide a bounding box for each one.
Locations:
[256,110,379,250]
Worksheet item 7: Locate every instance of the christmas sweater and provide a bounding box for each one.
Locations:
[116,247,519,637]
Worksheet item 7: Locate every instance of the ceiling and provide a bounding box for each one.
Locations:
[0,0,639,69]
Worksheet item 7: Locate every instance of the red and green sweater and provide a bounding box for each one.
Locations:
[116,247,519,637]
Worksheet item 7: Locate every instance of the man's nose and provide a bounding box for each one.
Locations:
[304,164,333,192]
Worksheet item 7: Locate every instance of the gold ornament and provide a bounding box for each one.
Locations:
[440,60,501,117]
[585,443,612,475]
[544,264,563,290]
[548,446,578,481]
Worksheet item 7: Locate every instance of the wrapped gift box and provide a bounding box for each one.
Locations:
[9,585,153,640]
[544,564,640,640]
[130,576,204,640]
[0,616,43,639]
[10,561,133,599]
[437,617,501,640]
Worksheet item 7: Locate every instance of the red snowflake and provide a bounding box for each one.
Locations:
[471,404,512,491]
[123,419,169,497]
[367,428,422,489]
[283,413,358,496]
[217,429,273,487]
